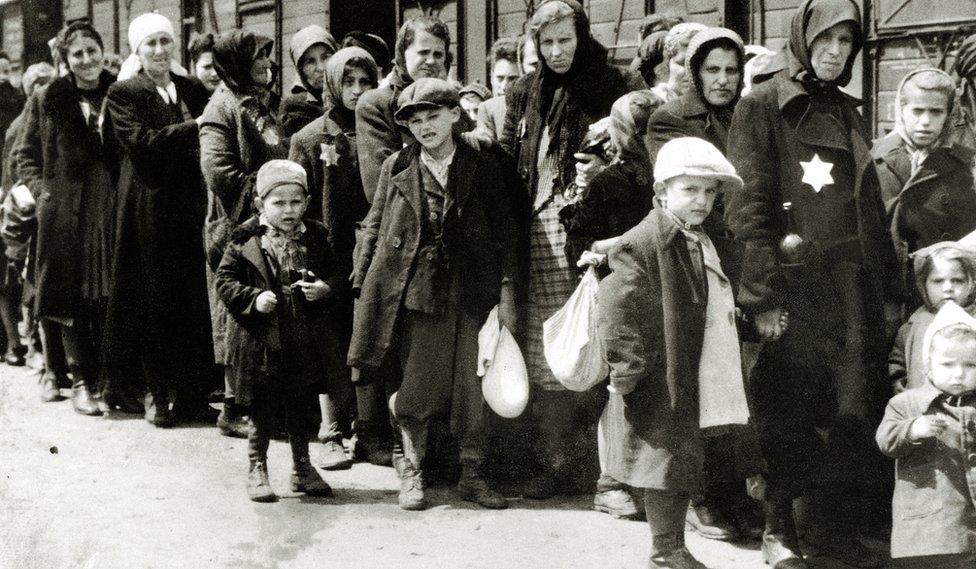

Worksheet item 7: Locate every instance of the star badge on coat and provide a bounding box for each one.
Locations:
[800,154,834,193]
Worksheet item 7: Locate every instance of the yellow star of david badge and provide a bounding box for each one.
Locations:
[800,153,834,193]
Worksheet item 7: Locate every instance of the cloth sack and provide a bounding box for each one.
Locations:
[543,267,609,391]
[478,306,529,418]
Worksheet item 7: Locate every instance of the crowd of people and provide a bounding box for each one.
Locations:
[3,0,976,567]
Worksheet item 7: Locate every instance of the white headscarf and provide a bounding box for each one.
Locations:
[118,12,187,81]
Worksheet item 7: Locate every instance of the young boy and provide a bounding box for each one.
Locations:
[598,137,763,568]
[873,67,976,302]
[877,301,976,568]
[348,78,518,511]
[216,160,342,502]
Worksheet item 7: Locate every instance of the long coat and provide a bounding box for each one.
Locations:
[348,140,517,370]
[598,208,733,491]
[215,216,344,403]
[872,131,976,288]
[877,383,976,559]
[102,72,214,384]
[14,71,118,318]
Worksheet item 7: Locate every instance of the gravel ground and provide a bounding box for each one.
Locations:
[0,359,883,569]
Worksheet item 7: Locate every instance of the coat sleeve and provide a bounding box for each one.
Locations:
[12,90,45,199]
[645,107,688,166]
[598,238,661,396]
[288,130,319,199]
[499,80,526,159]
[351,154,394,291]
[356,89,399,205]
[200,109,254,219]
[725,94,784,315]
[479,155,519,286]
[476,100,497,142]
[107,82,200,170]
[889,322,910,394]
[215,244,266,323]
[876,394,924,459]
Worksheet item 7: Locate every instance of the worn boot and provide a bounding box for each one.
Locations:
[458,464,507,509]
[648,532,708,569]
[4,343,26,366]
[594,488,640,519]
[39,372,64,402]
[686,503,738,541]
[762,492,809,569]
[318,439,353,471]
[217,399,252,438]
[71,376,101,416]
[398,459,427,511]
[248,460,277,502]
[290,438,333,497]
[144,392,174,428]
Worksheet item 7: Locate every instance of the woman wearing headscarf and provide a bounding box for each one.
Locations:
[104,12,214,428]
[279,25,338,137]
[630,31,669,88]
[13,22,116,416]
[724,0,901,566]
[499,0,631,499]
[199,29,288,439]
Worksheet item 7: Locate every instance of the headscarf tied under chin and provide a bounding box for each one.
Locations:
[894,67,957,175]
[608,90,660,185]
[324,46,378,110]
[785,0,862,88]
[212,30,274,94]
[118,12,187,81]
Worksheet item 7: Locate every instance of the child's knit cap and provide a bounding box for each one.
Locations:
[394,78,459,125]
[922,300,976,368]
[910,229,976,276]
[256,159,308,199]
[653,137,743,194]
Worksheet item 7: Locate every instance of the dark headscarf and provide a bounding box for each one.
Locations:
[324,46,378,125]
[213,30,273,94]
[786,0,862,87]
[609,90,661,185]
[631,30,668,86]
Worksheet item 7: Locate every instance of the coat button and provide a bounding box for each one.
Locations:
[392,236,402,248]
[969,453,976,467]
[430,211,439,222]
[426,251,435,260]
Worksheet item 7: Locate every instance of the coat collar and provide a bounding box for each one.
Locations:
[910,381,954,411]
[774,69,862,112]
[390,137,477,224]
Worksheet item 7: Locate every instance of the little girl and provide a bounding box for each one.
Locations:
[877,301,976,568]
[890,237,976,393]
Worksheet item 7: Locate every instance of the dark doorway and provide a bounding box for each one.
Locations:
[330,0,398,72]
[724,0,750,43]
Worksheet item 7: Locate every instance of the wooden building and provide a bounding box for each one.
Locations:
[0,0,973,135]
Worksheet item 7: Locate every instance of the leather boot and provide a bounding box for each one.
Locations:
[289,437,333,497]
[593,489,640,519]
[648,533,708,569]
[398,459,426,510]
[686,503,738,541]
[248,460,277,502]
[762,492,809,569]
[216,400,252,439]
[144,392,174,428]
[71,376,101,416]
[458,464,507,509]
[39,372,64,402]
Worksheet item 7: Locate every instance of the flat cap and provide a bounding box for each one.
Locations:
[394,78,459,125]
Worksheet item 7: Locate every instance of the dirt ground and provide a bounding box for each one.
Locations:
[0,360,883,569]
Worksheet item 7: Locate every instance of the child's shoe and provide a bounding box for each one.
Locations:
[248,460,278,502]
[398,461,426,511]
[458,467,507,509]
[290,456,333,497]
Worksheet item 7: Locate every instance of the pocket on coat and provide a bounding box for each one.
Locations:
[894,460,943,520]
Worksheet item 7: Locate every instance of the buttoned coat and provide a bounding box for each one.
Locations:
[598,208,746,490]
[348,140,517,370]
[877,383,976,558]
[872,131,976,283]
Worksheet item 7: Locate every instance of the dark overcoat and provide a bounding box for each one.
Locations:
[872,131,976,276]
[876,383,976,559]
[102,72,214,376]
[348,140,517,370]
[646,89,732,162]
[215,216,344,402]
[14,71,118,318]
[279,90,323,138]
[598,208,742,491]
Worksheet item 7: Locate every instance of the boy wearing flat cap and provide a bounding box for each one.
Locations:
[598,138,764,569]
[216,159,344,502]
[349,78,519,510]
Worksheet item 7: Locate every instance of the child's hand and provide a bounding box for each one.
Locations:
[295,270,332,301]
[909,414,948,441]
[255,290,278,313]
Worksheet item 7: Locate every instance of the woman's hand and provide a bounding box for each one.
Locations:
[755,307,788,341]
[295,270,333,301]
[255,290,278,313]
[573,153,607,188]
[576,250,607,268]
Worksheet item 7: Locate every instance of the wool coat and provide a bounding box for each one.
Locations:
[873,131,976,290]
[889,306,935,394]
[597,208,745,490]
[102,72,214,395]
[279,90,323,138]
[476,95,506,142]
[348,140,517,370]
[877,383,976,559]
[14,71,118,318]
[215,216,344,403]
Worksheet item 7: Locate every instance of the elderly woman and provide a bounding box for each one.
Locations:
[14,22,116,416]
[290,46,379,468]
[199,29,288,439]
[725,0,901,566]
[104,12,214,428]
[279,25,338,137]
[499,0,631,499]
